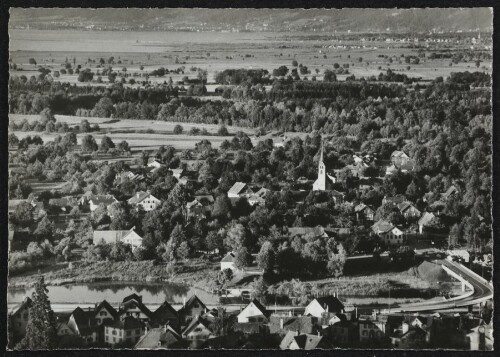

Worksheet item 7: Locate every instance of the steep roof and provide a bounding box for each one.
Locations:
[314,296,344,313]
[221,252,236,263]
[182,315,212,336]
[89,195,117,206]
[354,203,370,213]
[128,191,154,205]
[371,219,395,234]
[239,299,268,318]
[280,331,323,350]
[119,299,152,319]
[418,212,436,226]
[183,295,207,312]
[186,199,202,209]
[228,182,249,195]
[152,301,179,324]
[398,201,419,213]
[9,297,32,316]
[70,307,96,336]
[288,226,326,238]
[135,326,185,349]
[93,230,129,245]
[94,300,118,320]
[123,293,142,304]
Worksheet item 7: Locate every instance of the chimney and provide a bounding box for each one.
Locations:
[280,318,284,330]
[137,193,140,198]
[183,297,186,306]
[355,307,358,320]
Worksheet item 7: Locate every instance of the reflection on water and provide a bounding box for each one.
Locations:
[8,282,217,305]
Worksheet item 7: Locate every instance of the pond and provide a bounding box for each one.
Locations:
[7,281,219,306]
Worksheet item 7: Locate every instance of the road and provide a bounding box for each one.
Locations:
[386,259,493,313]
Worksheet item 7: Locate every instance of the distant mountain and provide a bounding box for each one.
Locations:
[9,8,493,32]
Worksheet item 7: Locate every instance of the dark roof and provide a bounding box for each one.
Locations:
[119,299,152,319]
[89,195,117,206]
[241,299,268,318]
[371,219,395,234]
[152,301,179,325]
[135,325,185,349]
[94,300,118,320]
[123,293,142,303]
[269,315,317,335]
[182,315,212,336]
[9,297,32,316]
[105,316,143,330]
[315,296,344,313]
[280,331,323,350]
[71,307,96,336]
[183,295,207,312]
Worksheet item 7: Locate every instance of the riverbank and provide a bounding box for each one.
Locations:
[8,259,220,292]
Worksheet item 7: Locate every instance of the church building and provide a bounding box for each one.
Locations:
[312,142,336,191]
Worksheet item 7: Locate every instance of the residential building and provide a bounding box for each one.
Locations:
[67,307,98,344]
[151,301,180,329]
[269,315,319,336]
[391,151,410,167]
[354,203,375,221]
[441,185,459,201]
[56,318,75,336]
[8,297,31,342]
[178,295,207,324]
[118,294,152,323]
[279,330,325,350]
[418,212,436,234]
[182,316,214,349]
[104,316,144,347]
[121,229,143,250]
[382,195,407,206]
[398,202,421,219]
[237,299,269,323]
[227,182,253,198]
[88,195,118,212]
[135,324,186,349]
[371,220,404,246]
[48,196,78,213]
[93,228,143,250]
[304,295,345,317]
[128,191,161,211]
[94,300,119,326]
[147,158,163,168]
[313,142,336,191]
[220,252,238,271]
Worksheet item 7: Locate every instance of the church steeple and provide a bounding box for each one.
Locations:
[313,138,336,191]
[318,140,324,166]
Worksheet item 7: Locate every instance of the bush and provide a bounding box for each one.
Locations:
[173,124,184,134]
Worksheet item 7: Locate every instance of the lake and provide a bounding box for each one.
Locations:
[7,281,219,306]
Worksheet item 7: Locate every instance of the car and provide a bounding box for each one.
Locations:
[241,291,251,300]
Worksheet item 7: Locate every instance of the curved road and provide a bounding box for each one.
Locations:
[387,259,493,313]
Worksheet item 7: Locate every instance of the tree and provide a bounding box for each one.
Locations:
[34,217,55,241]
[99,135,115,152]
[16,276,57,350]
[326,241,346,278]
[93,97,114,117]
[173,124,184,134]
[323,69,337,82]
[234,247,252,270]
[292,59,298,67]
[256,241,275,274]
[29,58,37,65]
[212,195,232,220]
[224,223,248,251]
[217,268,233,288]
[39,108,56,124]
[9,133,19,147]
[218,125,229,136]
[81,135,98,152]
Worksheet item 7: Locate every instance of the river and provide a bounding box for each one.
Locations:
[7,281,219,306]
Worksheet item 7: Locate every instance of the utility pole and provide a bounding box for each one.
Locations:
[388,287,391,313]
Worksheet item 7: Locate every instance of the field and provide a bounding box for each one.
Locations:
[9,29,492,88]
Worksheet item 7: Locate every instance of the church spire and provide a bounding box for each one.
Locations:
[319,138,324,165]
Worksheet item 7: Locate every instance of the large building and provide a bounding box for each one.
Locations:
[312,142,336,191]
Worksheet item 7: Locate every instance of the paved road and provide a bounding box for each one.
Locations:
[387,259,493,313]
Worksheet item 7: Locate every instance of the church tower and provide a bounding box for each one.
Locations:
[313,140,335,191]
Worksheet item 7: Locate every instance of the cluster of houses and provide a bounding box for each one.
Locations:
[8,293,492,350]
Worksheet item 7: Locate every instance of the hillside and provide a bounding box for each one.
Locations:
[9,8,493,32]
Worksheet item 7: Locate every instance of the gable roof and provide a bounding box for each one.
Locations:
[228,182,249,195]
[123,293,142,303]
[135,326,185,349]
[89,195,117,206]
[94,300,118,320]
[93,230,129,245]
[354,203,372,213]
[128,191,155,205]
[288,226,326,238]
[194,195,215,204]
[371,220,395,234]
[221,252,236,263]
[183,295,207,312]
[280,331,323,350]
[442,185,459,199]
[9,297,32,316]
[383,195,407,205]
[182,315,212,336]
[70,307,96,336]
[120,299,152,318]
[239,299,268,318]
[398,201,419,213]
[314,296,344,313]
[418,212,436,226]
[391,150,409,159]
[186,199,202,209]
[152,301,179,324]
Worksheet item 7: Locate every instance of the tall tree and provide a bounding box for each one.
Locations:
[16,276,57,350]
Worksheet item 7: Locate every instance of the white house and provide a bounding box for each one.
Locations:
[227,182,253,198]
[418,212,436,234]
[237,299,268,323]
[147,158,163,168]
[128,191,161,212]
[220,252,237,271]
[371,220,404,246]
[304,295,345,318]
[88,195,118,212]
[122,229,144,250]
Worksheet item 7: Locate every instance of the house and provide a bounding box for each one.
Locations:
[313,142,336,191]
[94,300,119,326]
[121,229,144,250]
[151,301,179,329]
[391,151,410,166]
[418,212,436,234]
[147,158,163,169]
[220,252,238,272]
[288,226,329,239]
[441,185,459,201]
[390,324,429,349]
[178,295,207,324]
[169,168,184,180]
[371,220,404,246]
[135,324,186,349]
[329,320,357,346]
[48,197,78,213]
[248,187,269,206]
[115,170,145,184]
[227,182,253,198]
[269,315,319,336]
[8,297,31,342]
[237,299,269,323]
[128,191,161,212]
[186,195,214,218]
[279,330,324,350]
[182,316,214,348]
[382,195,407,206]
[354,203,375,221]
[118,294,152,323]
[359,313,403,343]
[304,295,345,318]
[56,318,75,336]
[88,195,118,212]
[67,307,98,344]
[398,202,421,219]
[104,316,144,347]
[93,230,130,246]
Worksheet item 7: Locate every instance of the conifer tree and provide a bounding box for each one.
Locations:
[16,275,57,350]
